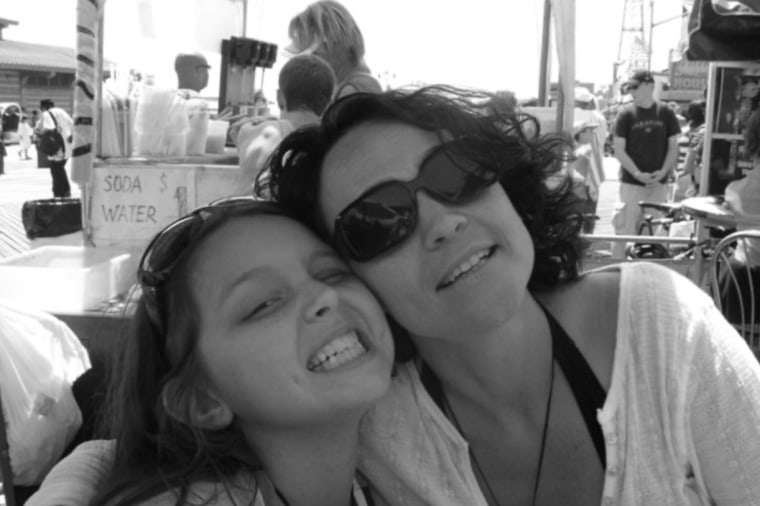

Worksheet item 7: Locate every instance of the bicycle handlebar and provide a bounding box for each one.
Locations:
[637,201,683,215]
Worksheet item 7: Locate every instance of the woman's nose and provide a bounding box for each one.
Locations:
[417,192,468,250]
[303,282,340,321]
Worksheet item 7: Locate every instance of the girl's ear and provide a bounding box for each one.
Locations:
[161,378,234,430]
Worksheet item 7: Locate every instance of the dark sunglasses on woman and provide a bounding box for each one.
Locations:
[334,146,500,262]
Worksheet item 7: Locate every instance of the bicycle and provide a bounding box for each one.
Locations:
[626,200,731,287]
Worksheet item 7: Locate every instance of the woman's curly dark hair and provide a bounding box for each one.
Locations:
[260,84,587,291]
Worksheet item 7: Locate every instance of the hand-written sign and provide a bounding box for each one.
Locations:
[90,166,196,246]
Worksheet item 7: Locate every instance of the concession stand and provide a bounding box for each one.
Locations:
[0,0,278,363]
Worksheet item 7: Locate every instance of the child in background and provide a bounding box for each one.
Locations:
[18,116,33,160]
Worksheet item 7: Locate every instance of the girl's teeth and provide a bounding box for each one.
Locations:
[307,332,367,372]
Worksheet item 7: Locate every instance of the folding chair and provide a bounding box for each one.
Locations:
[0,390,17,506]
[708,229,760,355]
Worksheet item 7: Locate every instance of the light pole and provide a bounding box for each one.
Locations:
[648,0,689,70]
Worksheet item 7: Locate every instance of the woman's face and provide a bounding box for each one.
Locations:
[319,121,535,341]
[189,215,394,429]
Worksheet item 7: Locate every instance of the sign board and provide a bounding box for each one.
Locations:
[669,60,709,92]
[89,166,196,247]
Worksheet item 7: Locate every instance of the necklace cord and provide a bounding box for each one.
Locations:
[440,352,554,506]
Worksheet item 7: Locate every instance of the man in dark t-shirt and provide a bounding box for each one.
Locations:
[611,70,681,259]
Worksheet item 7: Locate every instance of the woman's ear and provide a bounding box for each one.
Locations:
[161,378,234,430]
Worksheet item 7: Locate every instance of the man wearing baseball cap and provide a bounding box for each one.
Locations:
[610,70,681,259]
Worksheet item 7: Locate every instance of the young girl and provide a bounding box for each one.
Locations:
[26,199,394,506]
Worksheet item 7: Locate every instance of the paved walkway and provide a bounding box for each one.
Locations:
[0,146,80,258]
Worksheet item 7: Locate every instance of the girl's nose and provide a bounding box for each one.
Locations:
[303,281,339,321]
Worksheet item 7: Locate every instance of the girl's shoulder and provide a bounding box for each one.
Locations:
[136,470,265,506]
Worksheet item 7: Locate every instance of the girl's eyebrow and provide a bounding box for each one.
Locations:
[222,266,270,305]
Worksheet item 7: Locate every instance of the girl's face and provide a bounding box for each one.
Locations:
[318,121,535,341]
[189,215,394,429]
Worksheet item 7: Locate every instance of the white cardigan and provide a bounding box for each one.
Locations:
[357,262,760,505]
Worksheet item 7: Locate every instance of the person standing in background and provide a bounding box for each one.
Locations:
[0,122,5,176]
[681,99,707,197]
[721,108,760,323]
[174,52,210,97]
[569,120,604,233]
[574,86,608,168]
[174,52,212,155]
[36,99,73,197]
[237,54,336,194]
[610,70,680,259]
[18,115,33,160]
[285,0,382,99]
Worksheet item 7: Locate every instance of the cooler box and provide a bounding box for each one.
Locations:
[0,246,134,313]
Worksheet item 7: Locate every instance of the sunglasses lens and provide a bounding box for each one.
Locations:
[423,150,497,202]
[337,184,414,261]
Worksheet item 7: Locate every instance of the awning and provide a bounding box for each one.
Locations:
[0,39,79,73]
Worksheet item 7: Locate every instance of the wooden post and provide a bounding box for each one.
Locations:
[538,0,552,106]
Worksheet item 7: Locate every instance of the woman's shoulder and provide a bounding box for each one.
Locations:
[538,267,621,389]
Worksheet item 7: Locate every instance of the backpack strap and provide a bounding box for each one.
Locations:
[47,110,60,130]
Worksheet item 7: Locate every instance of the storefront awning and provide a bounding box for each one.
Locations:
[0,39,78,73]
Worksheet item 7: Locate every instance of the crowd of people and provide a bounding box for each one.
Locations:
[14,1,760,505]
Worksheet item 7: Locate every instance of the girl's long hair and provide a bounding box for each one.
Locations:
[93,208,286,504]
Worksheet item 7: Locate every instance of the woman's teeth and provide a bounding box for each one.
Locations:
[307,331,367,372]
[440,248,492,288]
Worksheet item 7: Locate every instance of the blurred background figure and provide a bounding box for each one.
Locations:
[0,122,5,175]
[237,54,336,194]
[17,114,33,160]
[574,86,608,167]
[680,99,707,198]
[36,99,74,198]
[285,0,382,99]
[484,89,519,117]
[721,108,760,323]
[570,119,604,234]
[174,53,210,96]
[174,52,212,155]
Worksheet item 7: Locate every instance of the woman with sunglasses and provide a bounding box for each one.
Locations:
[264,86,760,505]
[26,199,394,506]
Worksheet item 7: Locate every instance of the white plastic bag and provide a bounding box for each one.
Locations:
[0,302,91,485]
